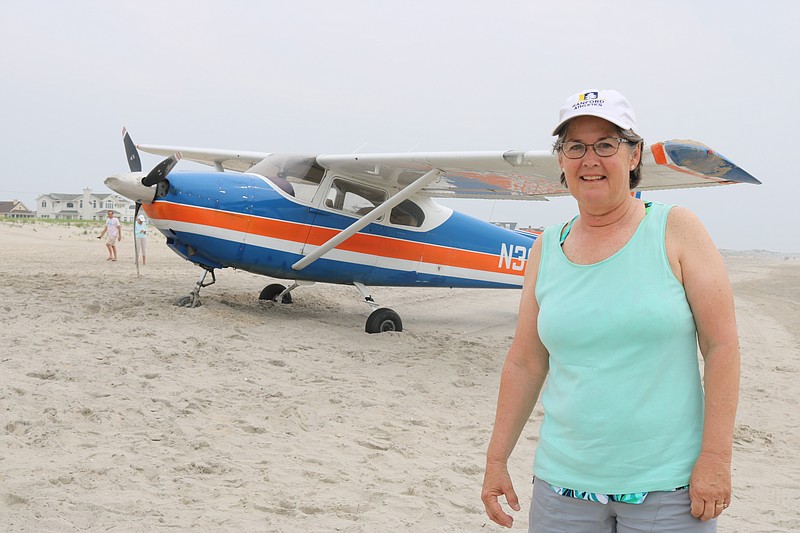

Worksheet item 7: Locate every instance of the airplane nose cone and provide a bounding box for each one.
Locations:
[104,172,156,203]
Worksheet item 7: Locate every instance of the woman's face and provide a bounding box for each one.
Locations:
[558,116,640,213]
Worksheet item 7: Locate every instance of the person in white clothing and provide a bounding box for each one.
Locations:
[97,210,121,261]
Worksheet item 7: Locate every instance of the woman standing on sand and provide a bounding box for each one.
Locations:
[481,90,740,532]
[135,214,148,265]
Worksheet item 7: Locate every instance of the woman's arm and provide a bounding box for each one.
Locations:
[482,238,551,528]
[667,207,740,522]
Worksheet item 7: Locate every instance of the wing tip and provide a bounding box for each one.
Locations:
[660,140,761,185]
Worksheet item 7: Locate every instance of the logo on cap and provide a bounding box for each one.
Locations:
[572,92,605,111]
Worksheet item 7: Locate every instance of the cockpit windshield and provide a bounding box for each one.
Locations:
[249,154,325,202]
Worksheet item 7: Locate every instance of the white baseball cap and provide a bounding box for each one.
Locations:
[137,214,145,221]
[552,89,638,136]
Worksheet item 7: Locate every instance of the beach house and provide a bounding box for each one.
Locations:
[36,188,136,221]
[0,200,35,219]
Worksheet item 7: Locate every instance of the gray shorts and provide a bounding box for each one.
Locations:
[529,478,716,533]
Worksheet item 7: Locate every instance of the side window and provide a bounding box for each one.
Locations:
[325,179,387,218]
[292,182,319,203]
[390,199,425,227]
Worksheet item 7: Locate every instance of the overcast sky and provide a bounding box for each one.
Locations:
[2,1,796,252]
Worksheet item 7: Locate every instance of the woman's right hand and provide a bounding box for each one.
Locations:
[481,461,520,528]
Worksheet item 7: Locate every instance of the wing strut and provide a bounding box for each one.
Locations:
[291,168,444,271]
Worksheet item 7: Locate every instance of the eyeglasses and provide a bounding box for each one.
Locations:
[558,137,630,159]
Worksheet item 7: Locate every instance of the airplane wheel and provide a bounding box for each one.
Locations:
[259,283,292,304]
[365,308,402,334]
[174,294,202,308]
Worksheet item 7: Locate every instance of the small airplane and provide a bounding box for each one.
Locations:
[105,129,760,333]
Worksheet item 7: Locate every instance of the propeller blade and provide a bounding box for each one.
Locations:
[141,153,182,187]
[133,202,141,276]
[122,127,142,172]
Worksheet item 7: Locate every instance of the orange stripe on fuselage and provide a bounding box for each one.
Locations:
[145,202,518,275]
[147,202,250,232]
[305,226,503,273]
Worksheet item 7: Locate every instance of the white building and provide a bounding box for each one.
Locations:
[36,188,136,221]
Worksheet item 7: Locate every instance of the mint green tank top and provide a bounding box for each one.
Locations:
[533,202,704,494]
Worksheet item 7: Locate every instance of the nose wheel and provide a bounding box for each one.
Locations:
[174,267,215,308]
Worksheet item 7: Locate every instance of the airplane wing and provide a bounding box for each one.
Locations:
[317,150,559,200]
[137,144,270,173]
[138,139,759,200]
[317,139,760,200]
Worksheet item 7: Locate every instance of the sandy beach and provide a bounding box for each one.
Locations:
[1,220,798,532]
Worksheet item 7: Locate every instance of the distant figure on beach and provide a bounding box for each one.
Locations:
[134,214,148,265]
[482,90,740,532]
[97,210,121,261]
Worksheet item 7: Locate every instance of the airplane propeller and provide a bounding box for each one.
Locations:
[120,127,180,275]
[122,128,145,275]
[141,154,181,187]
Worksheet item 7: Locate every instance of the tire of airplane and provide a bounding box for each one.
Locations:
[259,283,292,304]
[365,307,402,334]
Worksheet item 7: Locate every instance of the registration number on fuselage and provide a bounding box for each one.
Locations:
[498,243,529,271]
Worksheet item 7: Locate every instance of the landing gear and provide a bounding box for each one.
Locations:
[259,283,293,304]
[354,282,402,334]
[174,267,216,308]
[263,280,403,333]
[182,275,402,333]
[173,293,200,308]
[365,307,403,333]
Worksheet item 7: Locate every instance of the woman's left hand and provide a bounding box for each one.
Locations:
[689,451,731,521]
